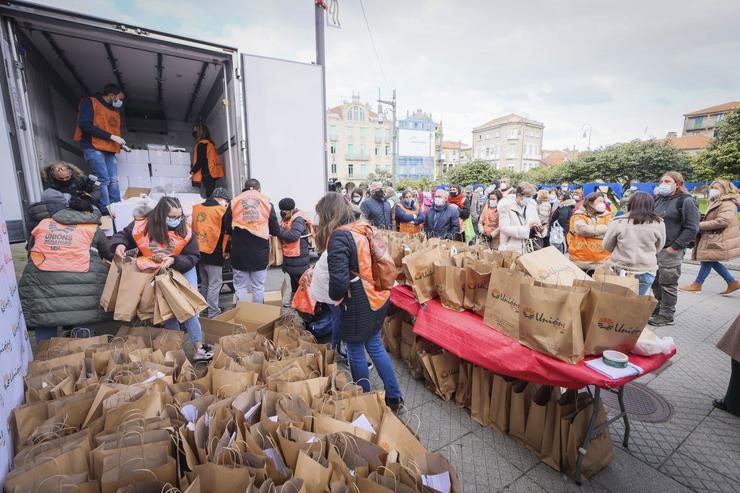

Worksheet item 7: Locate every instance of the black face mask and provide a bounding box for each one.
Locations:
[449,191,459,197]
[192,131,198,139]
[373,190,385,199]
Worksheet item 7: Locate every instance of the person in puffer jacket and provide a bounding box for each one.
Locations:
[360,181,393,229]
[424,189,460,239]
[19,196,112,341]
[277,197,313,294]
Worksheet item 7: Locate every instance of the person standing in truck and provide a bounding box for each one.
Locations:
[190,123,225,198]
[73,83,126,210]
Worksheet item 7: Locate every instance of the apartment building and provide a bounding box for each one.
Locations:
[472,113,544,172]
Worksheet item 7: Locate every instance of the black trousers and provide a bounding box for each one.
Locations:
[724,359,740,416]
[289,273,301,294]
[201,176,217,199]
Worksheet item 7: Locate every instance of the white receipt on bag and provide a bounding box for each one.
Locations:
[305,436,320,444]
[264,448,289,476]
[422,472,451,493]
[351,414,376,434]
[268,415,279,423]
[244,402,261,421]
[181,404,198,423]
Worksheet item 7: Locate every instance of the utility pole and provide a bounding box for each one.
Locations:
[315,2,328,190]
[378,89,397,179]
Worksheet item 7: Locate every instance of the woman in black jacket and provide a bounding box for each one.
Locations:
[277,198,312,294]
[318,192,403,411]
[110,197,211,360]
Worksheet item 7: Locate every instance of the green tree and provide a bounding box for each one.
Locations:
[441,161,527,186]
[693,108,740,181]
[367,168,395,185]
[395,177,433,191]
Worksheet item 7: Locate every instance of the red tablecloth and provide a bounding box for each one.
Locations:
[390,285,675,389]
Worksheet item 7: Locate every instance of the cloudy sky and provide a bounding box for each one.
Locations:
[36,0,740,150]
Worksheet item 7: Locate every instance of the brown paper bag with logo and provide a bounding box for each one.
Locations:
[564,394,614,479]
[516,246,590,286]
[464,259,492,316]
[540,389,577,471]
[470,366,493,426]
[484,268,533,340]
[400,321,418,373]
[574,279,657,355]
[488,374,515,433]
[524,385,560,453]
[114,261,154,322]
[508,380,536,443]
[433,261,465,311]
[101,256,124,312]
[401,247,442,303]
[382,312,405,357]
[455,361,473,408]
[429,351,460,401]
[518,283,588,364]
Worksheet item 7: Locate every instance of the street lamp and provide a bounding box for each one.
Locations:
[378,89,397,179]
[582,123,592,150]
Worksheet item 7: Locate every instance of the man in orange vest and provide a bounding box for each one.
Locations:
[224,178,280,303]
[192,188,230,318]
[74,83,127,209]
[277,198,313,297]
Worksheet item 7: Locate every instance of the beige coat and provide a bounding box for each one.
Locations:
[717,314,740,362]
[693,193,740,262]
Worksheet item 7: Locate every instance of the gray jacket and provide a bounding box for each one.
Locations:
[653,193,700,250]
[360,196,393,229]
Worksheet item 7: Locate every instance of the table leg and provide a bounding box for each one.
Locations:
[575,386,601,486]
[617,385,630,448]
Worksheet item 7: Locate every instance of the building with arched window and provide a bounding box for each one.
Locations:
[327,94,393,184]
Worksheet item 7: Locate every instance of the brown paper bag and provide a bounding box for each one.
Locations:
[294,450,332,493]
[464,260,492,316]
[401,247,442,303]
[429,352,460,401]
[137,276,156,321]
[268,235,284,267]
[400,322,419,374]
[483,268,533,340]
[433,261,466,311]
[376,410,426,462]
[455,361,473,408]
[101,256,124,312]
[524,385,560,453]
[114,261,155,322]
[155,270,198,322]
[470,366,493,426]
[518,283,588,364]
[488,374,515,433]
[382,312,405,357]
[564,394,614,479]
[552,390,579,472]
[508,380,536,443]
[575,279,657,355]
[593,266,639,294]
[171,269,209,315]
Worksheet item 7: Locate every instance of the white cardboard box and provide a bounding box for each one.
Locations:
[170,151,191,166]
[148,149,171,165]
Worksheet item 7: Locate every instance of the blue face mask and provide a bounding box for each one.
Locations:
[166,217,182,229]
[112,99,123,109]
[656,184,673,196]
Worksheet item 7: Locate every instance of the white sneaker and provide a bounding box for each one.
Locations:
[193,347,213,361]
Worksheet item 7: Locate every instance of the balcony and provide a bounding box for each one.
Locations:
[345,153,370,161]
[329,134,337,142]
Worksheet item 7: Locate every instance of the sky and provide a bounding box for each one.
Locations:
[35,0,740,150]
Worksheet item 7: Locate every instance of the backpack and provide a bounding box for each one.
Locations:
[355,223,397,291]
[550,220,566,247]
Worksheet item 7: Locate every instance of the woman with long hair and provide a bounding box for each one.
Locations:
[650,171,700,326]
[110,197,211,360]
[681,180,740,295]
[567,191,613,273]
[317,192,403,411]
[478,189,502,249]
[190,123,224,198]
[603,192,666,295]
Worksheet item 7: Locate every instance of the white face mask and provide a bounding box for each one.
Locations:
[709,188,721,200]
[112,99,123,108]
[500,183,510,191]
[488,199,497,207]
[594,203,606,213]
[434,197,445,207]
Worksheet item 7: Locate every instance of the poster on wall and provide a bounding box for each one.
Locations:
[398,129,434,158]
[0,196,31,486]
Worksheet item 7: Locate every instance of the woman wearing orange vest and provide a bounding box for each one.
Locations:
[394,190,424,234]
[277,198,313,296]
[110,197,212,361]
[566,191,613,273]
[73,83,126,209]
[190,124,224,198]
[478,189,502,248]
[317,192,403,412]
[224,178,281,304]
[192,188,230,319]
[19,197,112,341]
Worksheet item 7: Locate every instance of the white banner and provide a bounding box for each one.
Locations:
[398,129,434,158]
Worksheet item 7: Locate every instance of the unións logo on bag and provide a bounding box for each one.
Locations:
[596,317,641,335]
[413,268,433,281]
[490,288,520,311]
[521,306,566,329]
[3,366,21,390]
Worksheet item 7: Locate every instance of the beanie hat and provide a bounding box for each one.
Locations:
[369,181,383,193]
[41,188,66,204]
[68,196,93,213]
[210,187,230,201]
[278,198,296,211]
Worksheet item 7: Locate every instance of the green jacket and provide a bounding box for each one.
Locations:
[19,208,113,328]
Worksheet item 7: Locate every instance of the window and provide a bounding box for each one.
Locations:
[347,106,365,121]
[375,145,380,156]
[347,143,354,155]
[347,163,354,176]
[329,125,337,140]
[509,128,520,139]
[485,133,491,140]
[385,129,391,141]
[492,144,499,158]
[494,131,500,138]
[508,143,517,157]
[485,147,490,157]
[360,163,367,177]
[347,126,354,138]
[330,145,336,154]
[479,134,483,140]
[385,145,390,156]
[693,116,705,129]
[330,162,336,174]
[360,127,366,139]
[716,114,725,124]
[360,144,366,156]
[374,128,381,141]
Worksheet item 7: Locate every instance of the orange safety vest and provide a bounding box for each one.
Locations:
[132,219,192,271]
[191,139,225,184]
[395,202,421,234]
[30,219,97,273]
[291,268,317,315]
[566,211,613,263]
[231,190,271,239]
[280,211,314,257]
[337,221,390,311]
[73,97,121,153]
[481,205,498,236]
[191,203,227,254]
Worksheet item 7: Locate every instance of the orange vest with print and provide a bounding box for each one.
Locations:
[191,203,226,254]
[231,190,271,239]
[30,219,97,273]
[132,219,192,271]
[396,202,421,234]
[291,268,317,315]
[481,205,499,235]
[191,140,225,184]
[337,221,390,311]
[280,211,314,257]
[567,211,613,263]
[73,97,121,153]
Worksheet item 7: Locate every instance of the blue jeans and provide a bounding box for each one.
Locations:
[635,273,656,296]
[33,326,57,341]
[83,148,120,208]
[697,261,735,284]
[329,304,342,350]
[163,268,204,345]
[345,306,402,400]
